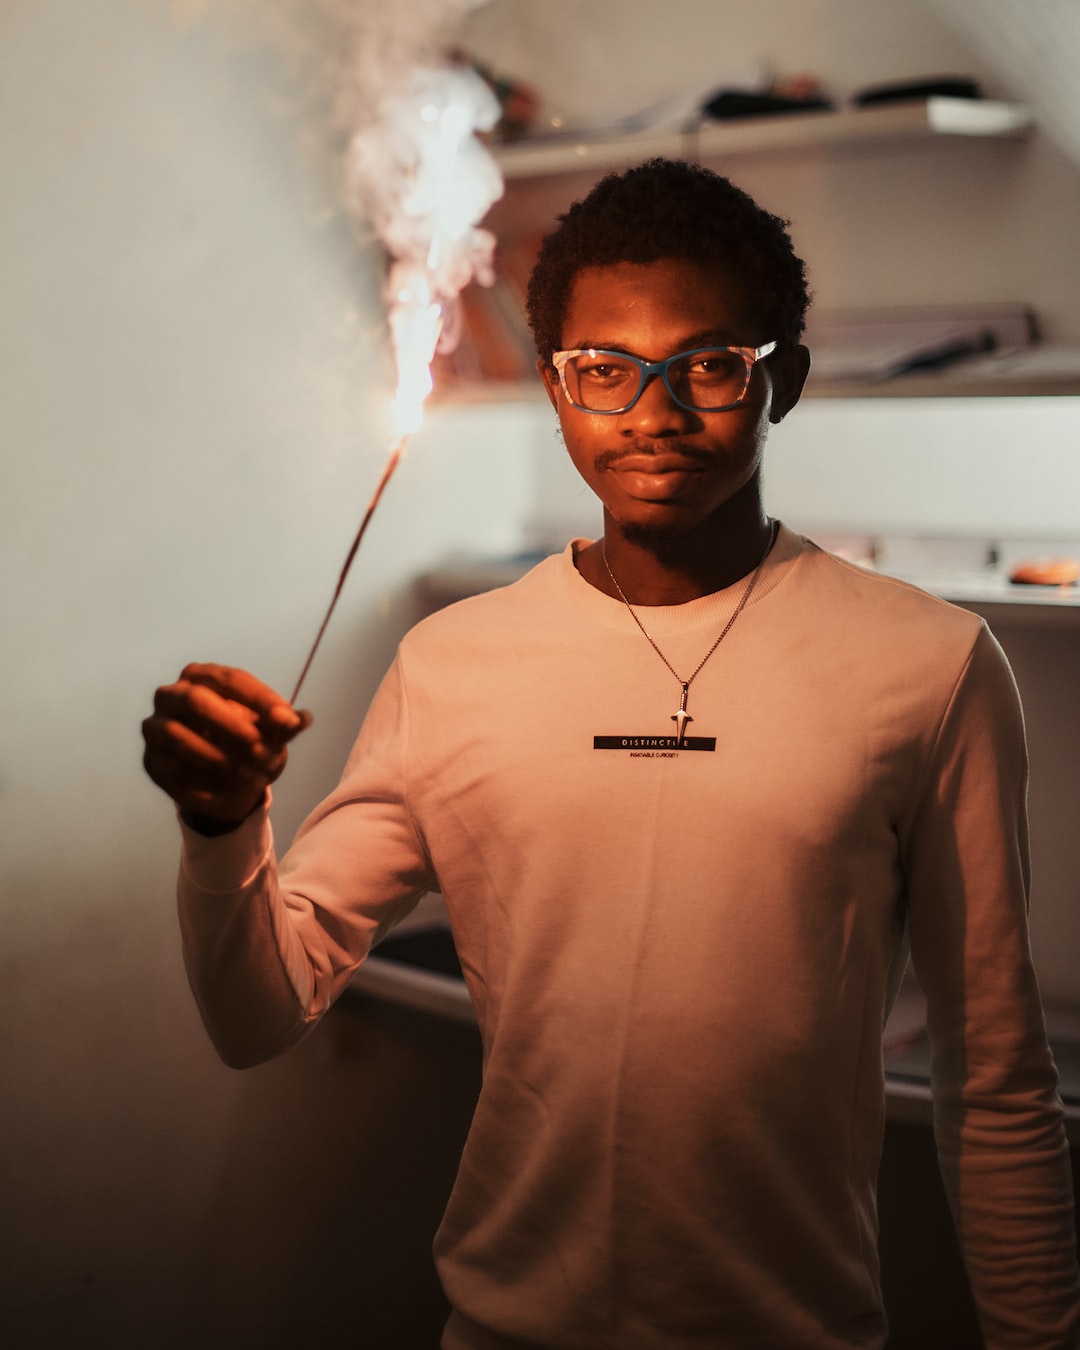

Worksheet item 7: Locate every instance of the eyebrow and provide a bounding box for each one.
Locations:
[564,328,747,355]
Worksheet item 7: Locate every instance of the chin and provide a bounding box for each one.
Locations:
[617,518,698,556]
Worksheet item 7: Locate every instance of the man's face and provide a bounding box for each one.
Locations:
[540,258,805,541]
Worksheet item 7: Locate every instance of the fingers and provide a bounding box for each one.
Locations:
[141,720,267,823]
[143,710,274,784]
[179,663,311,744]
[152,682,280,775]
[141,664,312,825]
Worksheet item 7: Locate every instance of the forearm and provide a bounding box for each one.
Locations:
[932,1053,1080,1347]
[178,810,321,1068]
[174,658,435,1067]
[906,624,1080,1343]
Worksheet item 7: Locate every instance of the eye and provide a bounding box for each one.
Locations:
[688,351,743,380]
[577,358,634,384]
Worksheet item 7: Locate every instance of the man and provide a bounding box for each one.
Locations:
[143,158,1080,1348]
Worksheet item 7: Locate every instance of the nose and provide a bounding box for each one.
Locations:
[622,371,694,436]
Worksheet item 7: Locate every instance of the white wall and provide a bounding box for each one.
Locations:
[0,0,534,1333]
[765,397,1080,538]
[930,0,1080,168]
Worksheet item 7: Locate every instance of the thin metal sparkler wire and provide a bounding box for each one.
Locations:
[289,436,406,706]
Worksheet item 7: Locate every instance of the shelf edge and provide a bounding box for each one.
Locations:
[492,98,1033,180]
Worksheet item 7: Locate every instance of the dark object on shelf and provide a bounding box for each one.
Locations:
[701,90,833,122]
[803,304,1037,386]
[889,330,997,377]
[853,77,981,107]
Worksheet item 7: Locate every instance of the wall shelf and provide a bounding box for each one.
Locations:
[801,369,1080,399]
[492,97,1032,181]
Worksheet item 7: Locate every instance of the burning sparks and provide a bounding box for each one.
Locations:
[290,9,504,703]
[350,62,503,436]
[387,270,441,436]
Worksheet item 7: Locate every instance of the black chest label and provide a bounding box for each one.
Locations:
[593,735,716,753]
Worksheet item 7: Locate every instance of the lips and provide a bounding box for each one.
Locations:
[612,451,703,472]
[606,452,707,501]
[597,441,710,469]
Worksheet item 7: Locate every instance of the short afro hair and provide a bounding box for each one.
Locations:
[525,157,811,365]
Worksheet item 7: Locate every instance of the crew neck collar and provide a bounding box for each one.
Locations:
[557,521,804,636]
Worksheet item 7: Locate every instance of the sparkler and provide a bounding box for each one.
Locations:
[290,38,503,706]
[289,435,406,705]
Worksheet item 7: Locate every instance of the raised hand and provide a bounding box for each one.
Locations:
[142,663,311,834]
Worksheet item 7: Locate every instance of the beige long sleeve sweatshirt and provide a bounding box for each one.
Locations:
[178,526,1080,1348]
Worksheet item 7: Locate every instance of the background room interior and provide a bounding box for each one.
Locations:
[2,0,1079,1346]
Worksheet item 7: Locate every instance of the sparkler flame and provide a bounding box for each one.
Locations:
[347,60,503,435]
[290,7,504,703]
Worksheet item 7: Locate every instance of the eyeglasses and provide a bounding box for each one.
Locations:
[550,342,778,415]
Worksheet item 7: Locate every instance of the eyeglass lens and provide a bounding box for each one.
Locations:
[565,349,752,412]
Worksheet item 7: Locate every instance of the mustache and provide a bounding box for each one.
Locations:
[594,441,714,471]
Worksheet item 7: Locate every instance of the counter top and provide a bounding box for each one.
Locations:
[884,984,1080,1143]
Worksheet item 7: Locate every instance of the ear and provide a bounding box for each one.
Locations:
[768,344,811,424]
[538,358,560,411]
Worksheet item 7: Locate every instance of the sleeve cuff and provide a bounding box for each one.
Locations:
[178,796,274,893]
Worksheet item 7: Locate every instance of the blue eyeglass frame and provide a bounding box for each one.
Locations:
[550,341,778,414]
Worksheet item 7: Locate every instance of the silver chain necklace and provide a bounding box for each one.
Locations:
[602,519,778,747]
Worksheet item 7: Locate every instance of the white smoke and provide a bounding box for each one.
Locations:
[332,0,504,432]
[286,0,506,702]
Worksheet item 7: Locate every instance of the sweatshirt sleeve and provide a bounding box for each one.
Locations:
[902,622,1080,1347]
[176,657,436,1068]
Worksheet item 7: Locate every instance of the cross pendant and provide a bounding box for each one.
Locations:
[672,682,692,747]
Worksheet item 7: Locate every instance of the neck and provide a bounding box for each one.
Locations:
[581,504,775,606]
